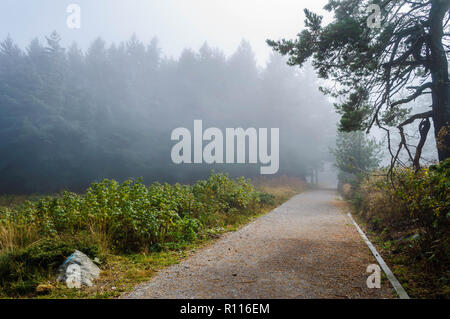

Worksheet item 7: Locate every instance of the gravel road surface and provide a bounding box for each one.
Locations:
[123,190,394,299]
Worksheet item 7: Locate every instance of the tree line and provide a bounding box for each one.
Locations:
[0,32,336,194]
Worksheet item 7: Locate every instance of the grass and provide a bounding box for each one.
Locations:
[346,202,448,299]
[35,250,189,299]
[253,175,306,202]
[340,160,450,298]
[38,215,267,299]
[0,176,304,299]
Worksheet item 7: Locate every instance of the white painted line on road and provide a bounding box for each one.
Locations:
[347,212,410,299]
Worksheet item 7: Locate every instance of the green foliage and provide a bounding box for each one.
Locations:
[0,173,263,253]
[268,1,385,130]
[358,160,449,245]
[256,192,276,206]
[331,131,382,190]
[0,173,275,296]
[0,32,335,194]
[0,238,99,296]
[335,89,371,132]
[268,0,450,161]
[352,159,450,297]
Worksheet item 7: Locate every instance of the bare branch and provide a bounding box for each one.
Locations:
[390,82,433,107]
[398,110,433,127]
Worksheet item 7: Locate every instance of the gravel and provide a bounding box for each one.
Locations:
[122,190,395,299]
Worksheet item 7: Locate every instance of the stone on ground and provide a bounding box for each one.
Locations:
[56,250,101,288]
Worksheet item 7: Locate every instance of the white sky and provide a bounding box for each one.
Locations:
[0,0,331,66]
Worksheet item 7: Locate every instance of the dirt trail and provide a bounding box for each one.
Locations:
[123,190,394,299]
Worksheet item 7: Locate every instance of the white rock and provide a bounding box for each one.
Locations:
[56,250,101,288]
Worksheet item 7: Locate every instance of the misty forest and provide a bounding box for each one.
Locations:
[0,0,448,300]
[0,33,335,194]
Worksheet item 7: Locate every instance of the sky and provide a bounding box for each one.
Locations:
[0,0,331,66]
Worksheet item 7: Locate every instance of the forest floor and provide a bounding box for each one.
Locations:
[123,190,396,299]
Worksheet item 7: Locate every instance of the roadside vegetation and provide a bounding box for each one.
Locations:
[270,0,449,298]
[345,159,449,298]
[0,173,305,298]
[334,132,449,298]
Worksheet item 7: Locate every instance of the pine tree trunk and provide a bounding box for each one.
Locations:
[430,0,450,161]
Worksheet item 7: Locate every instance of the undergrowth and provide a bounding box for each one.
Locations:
[344,159,450,298]
[0,173,302,298]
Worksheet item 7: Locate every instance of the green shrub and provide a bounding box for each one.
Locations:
[256,192,276,206]
[0,173,260,253]
[350,159,450,297]
[0,173,280,297]
[0,238,99,296]
[357,160,449,263]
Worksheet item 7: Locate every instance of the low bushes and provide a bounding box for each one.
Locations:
[0,173,273,296]
[348,159,450,298]
[0,173,264,254]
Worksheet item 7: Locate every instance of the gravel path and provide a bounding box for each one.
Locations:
[123,190,395,299]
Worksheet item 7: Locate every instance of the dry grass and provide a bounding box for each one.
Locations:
[341,183,352,199]
[0,194,45,254]
[253,176,306,201]
[0,217,42,254]
[329,200,349,210]
[0,176,305,299]
[38,251,189,299]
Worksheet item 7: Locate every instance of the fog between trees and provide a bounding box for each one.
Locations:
[0,32,337,194]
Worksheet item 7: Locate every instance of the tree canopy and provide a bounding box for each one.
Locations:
[268,0,450,169]
[331,130,382,189]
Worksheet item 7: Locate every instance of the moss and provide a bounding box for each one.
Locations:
[0,238,100,296]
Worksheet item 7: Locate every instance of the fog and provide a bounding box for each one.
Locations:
[0,0,333,66]
[0,1,338,193]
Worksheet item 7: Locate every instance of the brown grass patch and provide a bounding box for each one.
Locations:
[253,175,306,201]
[330,200,349,210]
